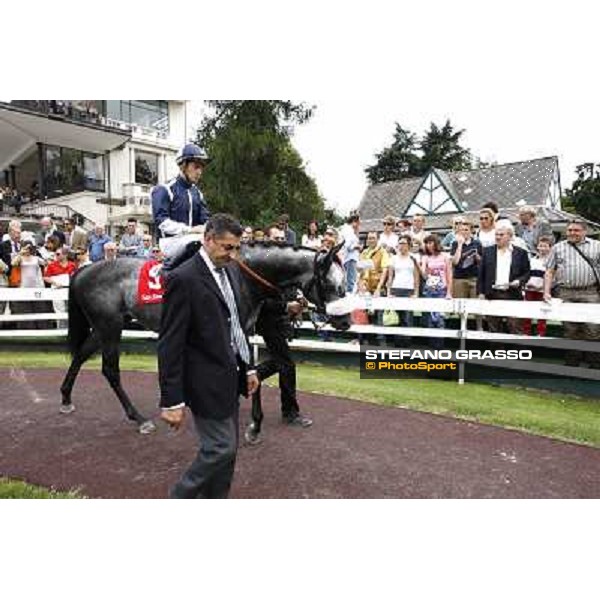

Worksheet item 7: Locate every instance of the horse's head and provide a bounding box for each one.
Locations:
[239,241,352,331]
[304,241,351,331]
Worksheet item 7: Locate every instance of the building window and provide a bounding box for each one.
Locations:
[105,100,169,134]
[45,146,62,194]
[135,151,159,185]
[84,154,105,192]
[61,147,85,191]
[43,145,105,198]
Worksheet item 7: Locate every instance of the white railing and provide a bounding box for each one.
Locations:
[1,289,599,384]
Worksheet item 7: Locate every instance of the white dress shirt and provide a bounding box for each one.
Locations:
[495,245,513,287]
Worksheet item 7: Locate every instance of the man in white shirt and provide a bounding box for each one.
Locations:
[477,224,530,333]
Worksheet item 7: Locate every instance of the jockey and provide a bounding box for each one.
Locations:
[151,143,211,259]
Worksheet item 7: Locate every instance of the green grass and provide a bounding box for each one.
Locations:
[295,364,600,447]
[0,478,84,499]
[1,351,599,448]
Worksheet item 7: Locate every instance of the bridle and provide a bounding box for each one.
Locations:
[234,257,282,296]
[302,251,331,314]
[233,251,333,328]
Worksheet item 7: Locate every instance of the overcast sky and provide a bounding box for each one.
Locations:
[8,2,599,220]
[189,92,597,217]
[291,92,597,216]
[185,2,600,217]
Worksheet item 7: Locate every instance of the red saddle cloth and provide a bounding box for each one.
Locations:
[137,260,165,305]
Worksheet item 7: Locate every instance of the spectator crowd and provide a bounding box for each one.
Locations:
[0,216,162,329]
[1,207,598,369]
[326,205,599,367]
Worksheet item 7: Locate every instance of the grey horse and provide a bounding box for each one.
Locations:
[60,241,350,433]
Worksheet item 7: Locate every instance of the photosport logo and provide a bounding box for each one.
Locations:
[359,346,535,380]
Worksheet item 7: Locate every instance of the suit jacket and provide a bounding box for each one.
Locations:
[256,296,292,339]
[0,239,12,278]
[0,239,18,277]
[477,245,530,298]
[158,253,251,420]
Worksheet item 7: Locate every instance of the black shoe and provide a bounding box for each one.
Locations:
[283,413,313,428]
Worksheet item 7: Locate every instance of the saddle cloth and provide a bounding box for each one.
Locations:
[137,260,165,305]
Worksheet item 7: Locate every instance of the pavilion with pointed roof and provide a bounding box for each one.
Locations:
[358,156,598,235]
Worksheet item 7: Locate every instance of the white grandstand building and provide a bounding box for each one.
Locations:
[0,100,195,234]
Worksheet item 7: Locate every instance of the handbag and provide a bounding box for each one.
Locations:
[351,308,369,325]
[8,265,21,288]
[382,309,399,327]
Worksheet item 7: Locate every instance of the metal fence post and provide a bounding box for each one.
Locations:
[458,299,467,385]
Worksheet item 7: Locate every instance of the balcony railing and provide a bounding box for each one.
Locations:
[11,101,170,139]
[11,100,113,128]
[120,183,152,216]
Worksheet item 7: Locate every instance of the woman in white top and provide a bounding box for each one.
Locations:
[301,220,322,249]
[10,240,47,328]
[378,215,399,253]
[386,235,420,328]
[477,208,496,247]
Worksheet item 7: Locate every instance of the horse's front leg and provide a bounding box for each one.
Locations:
[101,340,156,434]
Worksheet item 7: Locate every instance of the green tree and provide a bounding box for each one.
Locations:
[419,119,472,172]
[366,120,474,184]
[365,124,422,184]
[563,163,600,222]
[196,101,324,231]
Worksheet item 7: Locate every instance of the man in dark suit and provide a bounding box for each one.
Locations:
[158,214,259,499]
[254,296,313,427]
[477,224,530,334]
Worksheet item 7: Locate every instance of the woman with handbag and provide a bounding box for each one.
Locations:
[386,235,420,346]
[11,241,47,329]
[420,234,453,345]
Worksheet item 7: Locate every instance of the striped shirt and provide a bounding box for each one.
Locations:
[546,238,600,289]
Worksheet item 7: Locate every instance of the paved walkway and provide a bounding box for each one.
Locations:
[0,368,599,498]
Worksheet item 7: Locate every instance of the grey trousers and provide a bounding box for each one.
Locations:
[170,403,240,499]
[559,287,600,367]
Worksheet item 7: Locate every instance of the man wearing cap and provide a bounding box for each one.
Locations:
[151,143,211,260]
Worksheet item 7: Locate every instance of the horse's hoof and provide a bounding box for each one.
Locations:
[59,404,75,415]
[139,421,156,435]
[244,424,262,446]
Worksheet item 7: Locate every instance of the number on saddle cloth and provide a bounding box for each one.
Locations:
[138,261,166,305]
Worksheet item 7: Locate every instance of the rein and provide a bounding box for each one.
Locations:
[233,257,282,295]
[234,251,331,331]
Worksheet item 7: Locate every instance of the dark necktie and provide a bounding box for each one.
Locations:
[216,268,250,364]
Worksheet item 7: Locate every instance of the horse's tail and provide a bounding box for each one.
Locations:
[67,278,92,357]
